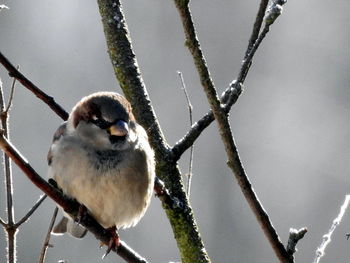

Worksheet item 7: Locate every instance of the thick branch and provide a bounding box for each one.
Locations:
[0,51,68,120]
[174,1,292,262]
[0,131,147,263]
[96,0,168,158]
[97,1,211,262]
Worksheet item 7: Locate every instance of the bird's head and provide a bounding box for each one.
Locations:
[68,92,138,150]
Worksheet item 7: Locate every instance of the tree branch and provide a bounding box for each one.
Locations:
[14,195,47,228]
[4,66,18,113]
[0,217,6,227]
[314,195,350,263]
[0,51,69,120]
[0,48,208,263]
[173,1,292,262]
[0,0,292,262]
[238,22,270,83]
[238,0,287,83]
[0,131,148,263]
[244,0,270,59]
[97,1,211,262]
[286,228,307,258]
[177,71,194,197]
[0,74,16,263]
[38,207,58,263]
[96,0,168,158]
[173,0,286,158]
[172,81,242,160]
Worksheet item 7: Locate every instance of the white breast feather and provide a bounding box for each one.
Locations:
[48,128,154,229]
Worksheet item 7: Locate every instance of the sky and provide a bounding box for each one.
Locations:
[1,0,350,262]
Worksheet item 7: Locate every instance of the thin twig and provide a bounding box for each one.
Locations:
[0,217,6,227]
[0,77,14,224]
[244,0,270,59]
[313,195,350,263]
[4,65,18,113]
[237,24,270,83]
[173,0,284,157]
[238,0,287,83]
[173,1,292,262]
[0,131,148,263]
[172,81,242,160]
[14,195,47,227]
[0,75,16,263]
[38,207,58,263]
[177,71,194,197]
[0,51,69,120]
[178,72,193,125]
[286,228,307,258]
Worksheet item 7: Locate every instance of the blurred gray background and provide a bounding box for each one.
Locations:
[1,0,350,262]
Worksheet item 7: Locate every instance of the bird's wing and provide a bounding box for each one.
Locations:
[47,122,67,165]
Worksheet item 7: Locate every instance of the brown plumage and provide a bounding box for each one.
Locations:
[48,92,155,240]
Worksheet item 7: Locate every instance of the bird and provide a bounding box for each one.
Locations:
[47,91,155,254]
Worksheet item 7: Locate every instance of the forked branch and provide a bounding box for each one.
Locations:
[173,0,294,262]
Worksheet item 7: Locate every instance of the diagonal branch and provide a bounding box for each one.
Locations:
[0,48,202,263]
[97,1,210,262]
[177,71,194,197]
[38,207,58,263]
[14,195,47,228]
[173,0,278,158]
[4,65,18,113]
[314,195,350,263]
[238,22,271,84]
[0,131,148,263]
[0,217,6,227]
[96,0,168,158]
[238,0,287,83]
[173,1,292,262]
[244,0,270,59]
[172,81,242,160]
[0,51,69,120]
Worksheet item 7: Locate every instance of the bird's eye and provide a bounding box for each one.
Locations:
[90,118,111,130]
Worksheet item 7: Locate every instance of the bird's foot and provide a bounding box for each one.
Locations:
[75,204,88,225]
[48,178,58,188]
[102,226,120,259]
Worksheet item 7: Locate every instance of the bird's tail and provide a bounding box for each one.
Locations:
[52,216,87,238]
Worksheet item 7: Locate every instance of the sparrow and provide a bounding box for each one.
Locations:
[47,91,155,252]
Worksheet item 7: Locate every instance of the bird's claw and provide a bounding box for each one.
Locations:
[75,204,87,225]
[101,226,120,259]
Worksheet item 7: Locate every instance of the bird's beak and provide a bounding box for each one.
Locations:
[107,120,129,136]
